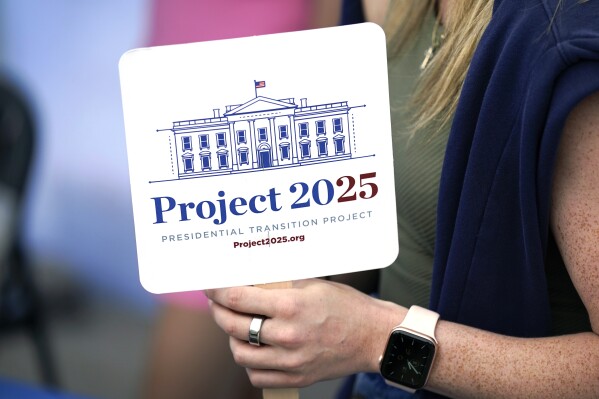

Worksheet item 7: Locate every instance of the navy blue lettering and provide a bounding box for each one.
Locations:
[230,197,248,216]
[152,196,176,224]
[150,187,282,226]
[267,188,282,211]
[178,202,195,221]
[249,195,267,213]
[196,201,216,219]
[214,191,227,225]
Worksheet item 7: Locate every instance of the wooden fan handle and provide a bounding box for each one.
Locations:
[256,281,299,399]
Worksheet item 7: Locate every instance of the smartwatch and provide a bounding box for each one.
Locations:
[379,305,440,392]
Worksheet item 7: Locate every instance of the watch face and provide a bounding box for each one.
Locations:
[380,329,436,390]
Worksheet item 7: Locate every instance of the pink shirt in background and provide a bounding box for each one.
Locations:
[148,0,312,46]
[149,0,313,310]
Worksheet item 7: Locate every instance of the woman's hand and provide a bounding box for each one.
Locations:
[205,279,405,388]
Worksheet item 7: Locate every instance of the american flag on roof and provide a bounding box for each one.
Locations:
[255,80,266,88]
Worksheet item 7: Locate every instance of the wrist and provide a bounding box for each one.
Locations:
[379,305,440,392]
[363,299,408,373]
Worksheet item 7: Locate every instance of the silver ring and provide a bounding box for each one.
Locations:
[248,316,265,346]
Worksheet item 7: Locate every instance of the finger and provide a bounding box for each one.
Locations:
[229,337,304,374]
[211,301,283,346]
[206,285,297,318]
[210,300,255,342]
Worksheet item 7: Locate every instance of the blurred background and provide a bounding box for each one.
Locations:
[0,1,344,398]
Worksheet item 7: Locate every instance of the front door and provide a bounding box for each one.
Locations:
[258,149,272,168]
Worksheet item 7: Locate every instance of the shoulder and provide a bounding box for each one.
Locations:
[465,0,599,125]
[489,0,599,48]
[361,0,388,25]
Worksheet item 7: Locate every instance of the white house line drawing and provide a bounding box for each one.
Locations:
[156,93,365,181]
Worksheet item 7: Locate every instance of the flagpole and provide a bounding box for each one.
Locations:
[254,80,257,98]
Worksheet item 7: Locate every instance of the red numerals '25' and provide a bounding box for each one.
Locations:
[336,172,379,203]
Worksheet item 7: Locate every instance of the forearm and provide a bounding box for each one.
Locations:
[367,316,599,398]
[208,280,599,396]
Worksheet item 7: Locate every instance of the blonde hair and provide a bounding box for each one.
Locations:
[384,0,494,135]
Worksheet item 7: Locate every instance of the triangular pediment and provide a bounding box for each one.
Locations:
[224,96,297,116]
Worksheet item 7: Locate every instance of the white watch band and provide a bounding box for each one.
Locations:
[399,305,439,340]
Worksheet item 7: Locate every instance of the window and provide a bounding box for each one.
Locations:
[316,120,326,135]
[258,127,268,141]
[280,143,291,160]
[216,132,227,148]
[200,153,211,170]
[182,155,194,172]
[298,123,309,138]
[238,148,249,165]
[182,136,192,151]
[317,137,328,156]
[299,140,311,159]
[334,136,345,154]
[237,130,247,144]
[199,134,210,149]
[217,150,229,169]
[279,125,289,140]
[333,118,343,133]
